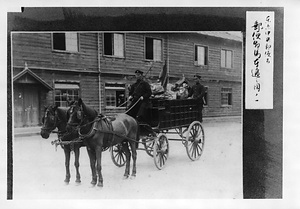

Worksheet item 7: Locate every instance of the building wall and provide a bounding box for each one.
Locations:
[12,33,99,72]
[166,33,242,117]
[12,32,101,126]
[99,33,167,76]
[98,32,242,117]
[12,32,242,125]
[167,33,242,81]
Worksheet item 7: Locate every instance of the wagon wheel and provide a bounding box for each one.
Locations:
[185,121,205,161]
[143,137,155,157]
[153,133,169,170]
[110,143,126,167]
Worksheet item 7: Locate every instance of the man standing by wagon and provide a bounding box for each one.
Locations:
[188,74,206,123]
[127,70,152,123]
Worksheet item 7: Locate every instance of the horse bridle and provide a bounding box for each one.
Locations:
[67,103,85,128]
[67,104,102,136]
[41,108,59,132]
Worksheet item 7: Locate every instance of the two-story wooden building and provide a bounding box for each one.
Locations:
[12,32,242,127]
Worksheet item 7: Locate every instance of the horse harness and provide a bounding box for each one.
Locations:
[55,113,137,151]
[78,114,137,151]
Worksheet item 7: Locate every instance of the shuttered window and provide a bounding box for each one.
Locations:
[195,45,208,65]
[221,49,233,68]
[104,33,124,57]
[145,37,162,61]
[52,32,78,52]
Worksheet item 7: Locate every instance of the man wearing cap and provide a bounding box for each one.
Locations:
[188,74,206,123]
[127,70,152,123]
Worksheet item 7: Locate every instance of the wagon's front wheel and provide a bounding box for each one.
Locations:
[185,121,205,161]
[110,143,126,167]
[153,133,169,170]
[143,137,155,157]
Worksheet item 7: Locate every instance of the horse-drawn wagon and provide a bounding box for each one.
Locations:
[41,97,204,187]
[111,97,205,170]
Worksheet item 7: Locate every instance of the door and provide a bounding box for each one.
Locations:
[14,85,23,127]
[14,84,40,127]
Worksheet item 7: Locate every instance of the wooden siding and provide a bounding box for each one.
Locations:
[201,80,242,117]
[12,33,99,71]
[100,33,167,77]
[23,69,100,112]
[168,33,242,82]
[12,32,242,119]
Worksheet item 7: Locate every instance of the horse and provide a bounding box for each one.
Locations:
[40,105,84,184]
[66,98,139,187]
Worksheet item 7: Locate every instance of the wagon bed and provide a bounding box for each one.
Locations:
[111,98,205,170]
[149,98,200,130]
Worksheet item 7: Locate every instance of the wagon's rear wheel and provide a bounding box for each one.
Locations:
[153,133,169,170]
[110,143,126,167]
[185,121,205,161]
[143,137,155,157]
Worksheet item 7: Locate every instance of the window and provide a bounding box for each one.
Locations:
[195,45,208,65]
[54,83,80,107]
[104,33,124,57]
[203,86,208,106]
[52,32,78,52]
[221,88,232,106]
[145,37,162,61]
[221,49,233,68]
[105,83,126,108]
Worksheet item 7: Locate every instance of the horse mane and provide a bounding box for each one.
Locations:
[82,101,98,119]
[56,107,69,122]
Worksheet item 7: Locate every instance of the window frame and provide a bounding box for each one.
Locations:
[220,87,233,107]
[52,32,80,53]
[221,49,233,69]
[54,82,80,107]
[104,83,126,109]
[145,36,163,62]
[194,44,208,66]
[103,33,125,58]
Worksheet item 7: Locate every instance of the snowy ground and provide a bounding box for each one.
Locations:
[13,120,242,199]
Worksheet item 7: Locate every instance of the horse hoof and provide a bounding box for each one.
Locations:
[130,175,136,180]
[123,175,129,180]
[64,180,70,185]
[97,182,103,187]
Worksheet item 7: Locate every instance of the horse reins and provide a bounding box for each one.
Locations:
[124,97,141,114]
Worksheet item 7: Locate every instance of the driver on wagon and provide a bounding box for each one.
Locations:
[126,70,152,124]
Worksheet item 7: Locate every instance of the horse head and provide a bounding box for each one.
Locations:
[40,105,59,139]
[66,98,98,133]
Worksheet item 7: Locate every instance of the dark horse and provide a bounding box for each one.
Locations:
[66,98,139,187]
[40,105,84,184]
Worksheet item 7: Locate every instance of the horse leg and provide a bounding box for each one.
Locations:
[122,142,131,179]
[86,147,97,186]
[96,145,103,187]
[74,145,81,184]
[63,146,71,184]
[129,141,137,179]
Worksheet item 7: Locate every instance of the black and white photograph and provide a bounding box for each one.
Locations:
[2,4,299,209]
[11,30,243,199]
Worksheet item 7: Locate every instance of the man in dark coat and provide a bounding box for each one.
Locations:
[188,74,206,123]
[127,70,152,123]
